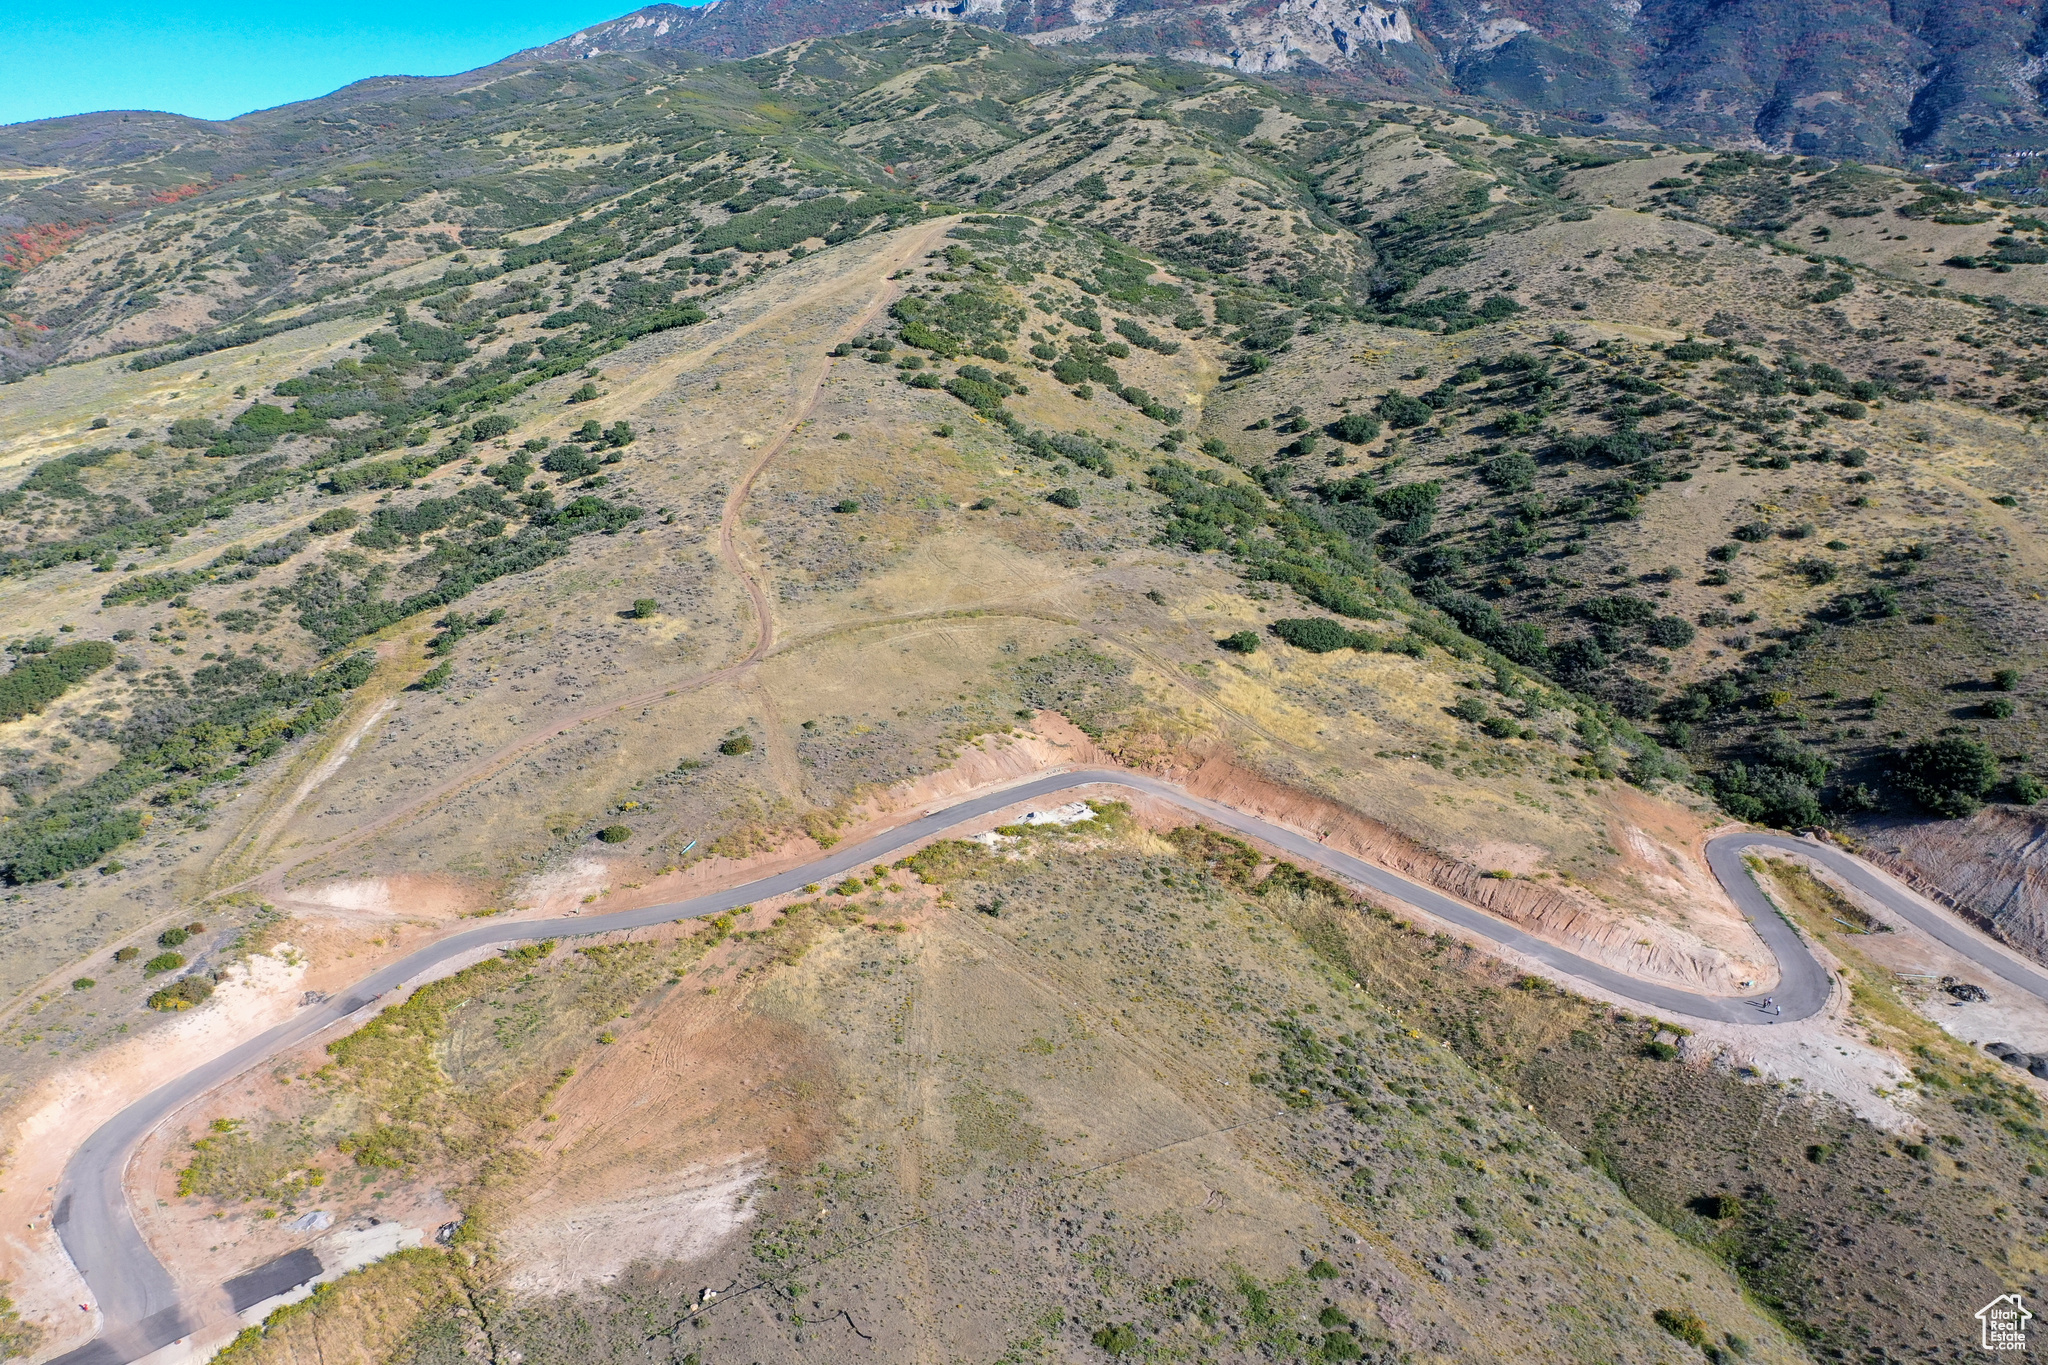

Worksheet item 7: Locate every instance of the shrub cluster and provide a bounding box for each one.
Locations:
[148,974,215,1012]
[0,652,375,882]
[0,640,113,723]
[1268,618,1364,653]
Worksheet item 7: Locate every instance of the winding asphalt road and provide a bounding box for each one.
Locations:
[47,771,2048,1365]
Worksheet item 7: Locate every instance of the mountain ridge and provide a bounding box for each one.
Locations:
[505,0,2048,166]
[10,0,2048,176]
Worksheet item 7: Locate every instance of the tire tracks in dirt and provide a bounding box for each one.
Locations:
[204,219,955,899]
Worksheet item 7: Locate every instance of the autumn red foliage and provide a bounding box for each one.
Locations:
[148,182,208,206]
[1,222,89,273]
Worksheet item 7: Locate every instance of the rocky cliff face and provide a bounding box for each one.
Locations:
[512,0,2048,164]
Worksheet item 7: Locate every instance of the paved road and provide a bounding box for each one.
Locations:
[48,771,2048,1365]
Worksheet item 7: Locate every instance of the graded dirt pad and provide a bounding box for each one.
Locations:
[495,1156,766,1296]
[486,1000,842,1296]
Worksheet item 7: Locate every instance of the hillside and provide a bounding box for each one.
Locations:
[0,22,2046,1365]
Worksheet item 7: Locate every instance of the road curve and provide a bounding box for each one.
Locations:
[48,771,2048,1365]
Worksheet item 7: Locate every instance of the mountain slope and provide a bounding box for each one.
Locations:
[513,0,2048,163]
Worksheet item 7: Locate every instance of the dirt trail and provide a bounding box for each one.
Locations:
[203,219,952,898]
[1930,464,2048,580]
[535,218,952,444]
[209,644,416,888]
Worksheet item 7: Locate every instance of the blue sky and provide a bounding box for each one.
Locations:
[5,1,675,127]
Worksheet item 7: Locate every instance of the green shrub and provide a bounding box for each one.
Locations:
[1691,1193,1741,1220]
[1328,412,1381,444]
[1892,736,2000,817]
[630,598,658,619]
[166,417,220,448]
[1583,595,1657,626]
[902,320,961,356]
[113,946,139,962]
[719,734,754,756]
[307,507,359,535]
[833,498,861,513]
[1321,1330,1363,1361]
[1374,481,1441,544]
[1479,451,1536,492]
[1823,401,1868,420]
[542,446,601,479]
[1047,487,1081,508]
[1219,630,1259,654]
[1994,667,2022,691]
[2012,773,2046,804]
[1642,1040,1681,1061]
[71,977,95,991]
[1645,616,1697,648]
[1376,391,1434,428]
[1113,318,1179,355]
[1282,431,1320,459]
[596,825,632,844]
[947,373,1010,413]
[1451,696,1488,723]
[567,383,599,404]
[1270,618,1357,653]
[0,640,114,724]
[697,192,921,254]
[143,951,186,975]
[1985,698,2016,719]
[1306,1258,1340,1280]
[148,975,214,1011]
[159,926,190,948]
[2,806,144,884]
[1653,1308,1710,1348]
[1091,1324,1141,1356]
